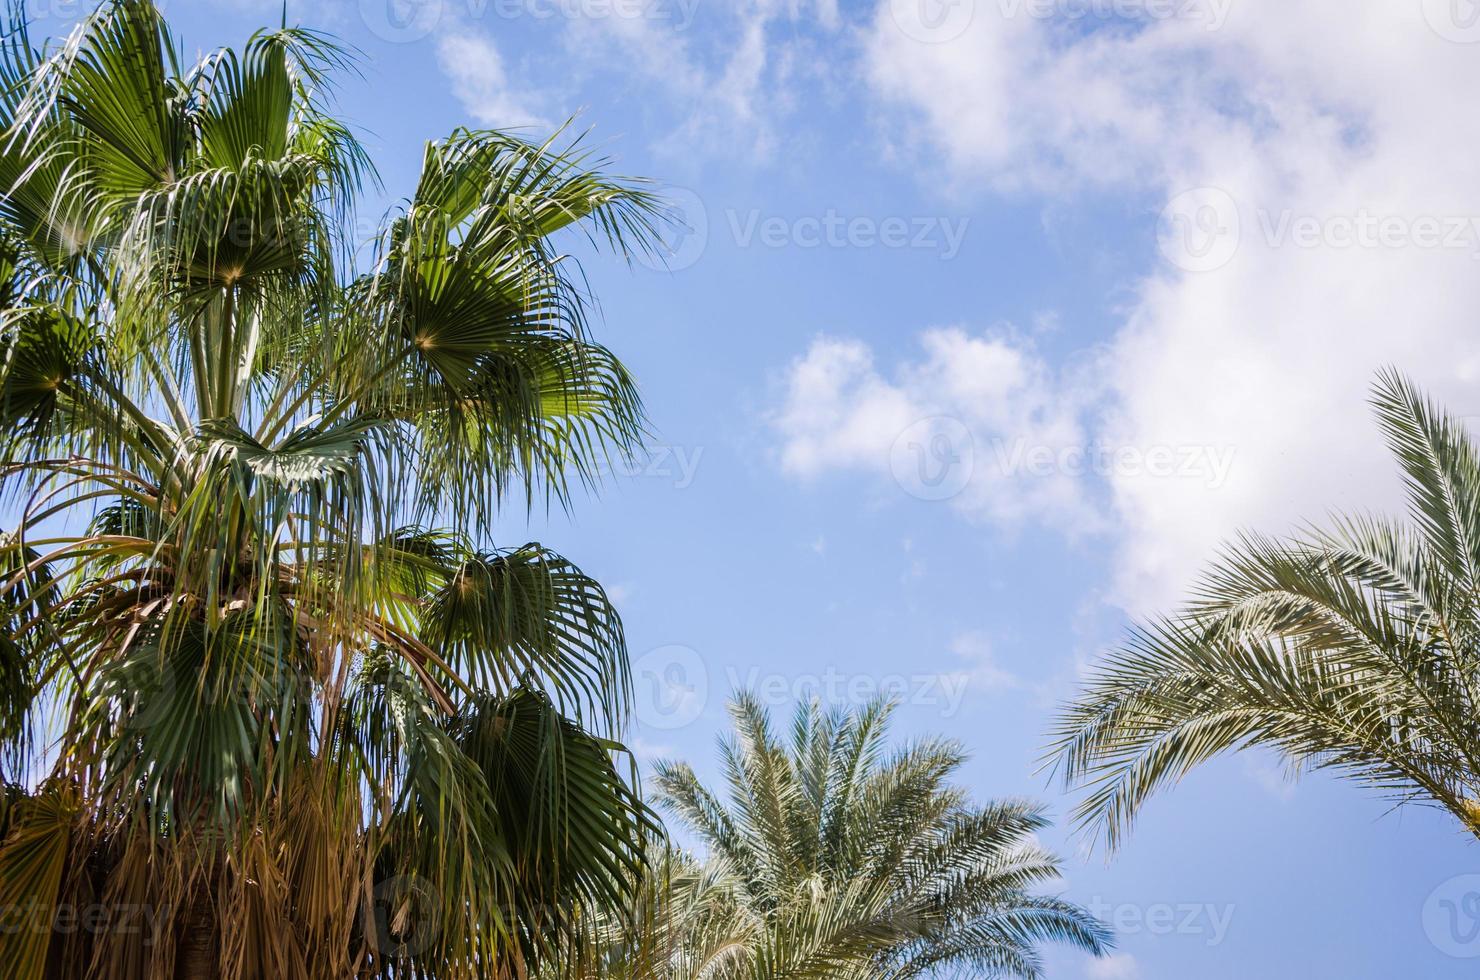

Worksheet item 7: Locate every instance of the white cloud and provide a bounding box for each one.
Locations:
[417,0,840,162]
[557,0,841,160]
[865,4,1247,194]
[771,328,1103,532]
[946,630,1020,691]
[1086,953,1140,980]
[845,1,1480,613]
[436,30,552,130]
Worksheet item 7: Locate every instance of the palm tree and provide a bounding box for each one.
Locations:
[551,842,760,980]
[1050,370,1480,851]
[652,694,1111,980]
[0,1,667,976]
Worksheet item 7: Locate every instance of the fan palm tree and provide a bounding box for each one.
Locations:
[1050,370,1480,851]
[651,694,1111,980]
[0,1,668,976]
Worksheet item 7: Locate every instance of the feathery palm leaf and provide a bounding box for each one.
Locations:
[1049,369,1480,851]
[648,694,1110,980]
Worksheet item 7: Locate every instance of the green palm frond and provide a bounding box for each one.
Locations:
[646,695,1110,980]
[351,127,658,520]
[0,1,671,976]
[421,543,629,728]
[1050,369,1480,851]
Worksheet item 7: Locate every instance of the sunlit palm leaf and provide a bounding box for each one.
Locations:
[1050,369,1480,851]
[647,695,1110,980]
[0,1,668,975]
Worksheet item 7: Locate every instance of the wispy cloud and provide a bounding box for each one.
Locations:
[945,630,1021,692]
[436,29,553,129]
[556,0,843,160]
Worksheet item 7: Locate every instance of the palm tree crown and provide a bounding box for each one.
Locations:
[653,694,1110,979]
[0,1,666,976]
[547,843,762,980]
[1051,370,1480,851]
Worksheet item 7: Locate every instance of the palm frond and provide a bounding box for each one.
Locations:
[651,695,1109,980]
[0,2,667,975]
[1051,369,1480,850]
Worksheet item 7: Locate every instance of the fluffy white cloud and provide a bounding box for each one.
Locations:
[772,328,1104,532]
[865,2,1247,193]
[436,30,552,129]
[839,1,1480,612]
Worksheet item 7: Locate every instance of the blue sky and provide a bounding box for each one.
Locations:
[27,0,1480,975]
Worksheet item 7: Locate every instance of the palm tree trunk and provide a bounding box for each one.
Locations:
[174,891,218,980]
